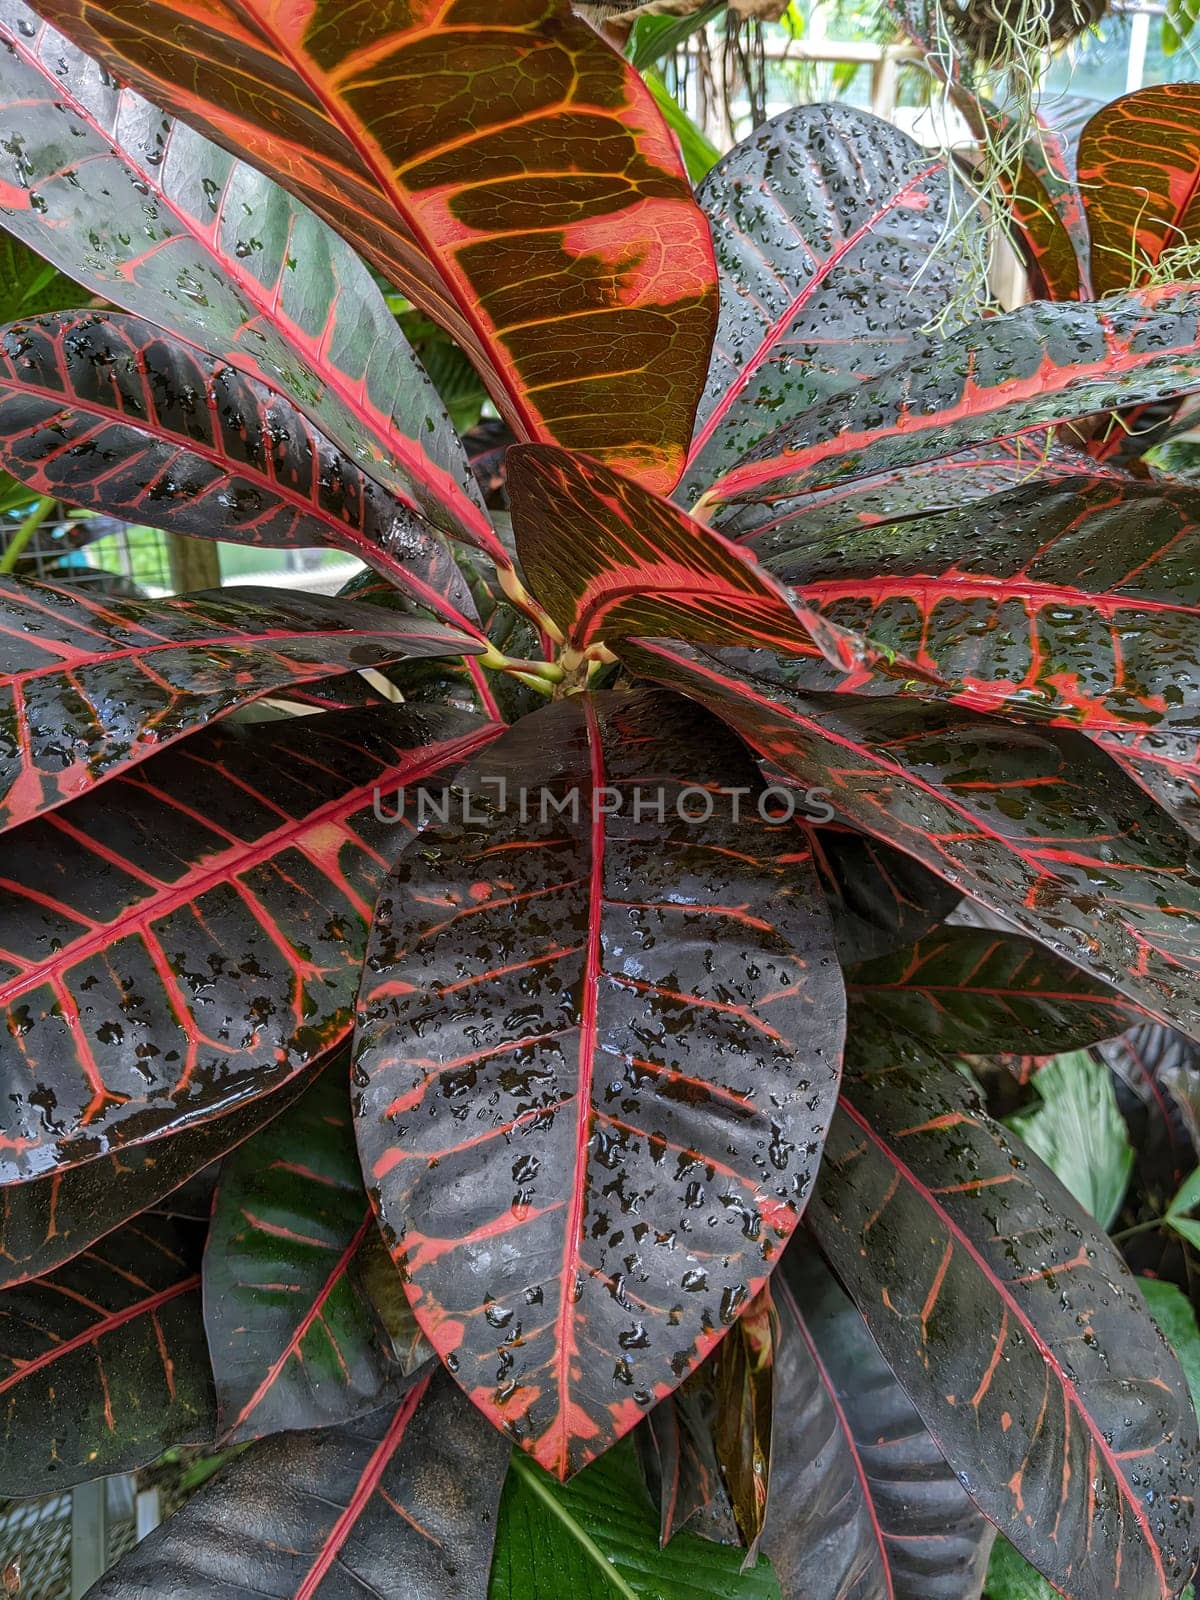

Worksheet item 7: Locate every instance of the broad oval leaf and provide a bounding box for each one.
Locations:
[0,1059,320,1290]
[205,1059,426,1444]
[492,1438,782,1599]
[699,285,1200,514]
[0,2,500,559]
[0,703,499,1185]
[682,103,961,503]
[354,688,846,1478]
[0,1211,213,1493]
[750,474,1200,737]
[0,574,482,831]
[766,1235,995,1600]
[621,638,1200,1045]
[1078,86,1200,296]
[808,1026,1200,1600]
[87,1371,511,1600]
[1008,1049,1135,1229]
[848,928,1144,1054]
[30,0,719,494]
[0,312,483,632]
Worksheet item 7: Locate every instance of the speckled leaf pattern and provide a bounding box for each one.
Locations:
[31,0,718,494]
[0,575,481,831]
[700,286,1200,513]
[0,1211,214,1495]
[0,1,500,560]
[808,1026,1200,1600]
[86,1372,512,1600]
[749,474,1200,736]
[204,1062,424,1444]
[0,313,483,632]
[0,703,499,1186]
[619,640,1200,1044]
[848,928,1143,1055]
[0,1063,319,1290]
[354,689,846,1479]
[765,1236,994,1600]
[682,103,961,503]
[1079,86,1200,296]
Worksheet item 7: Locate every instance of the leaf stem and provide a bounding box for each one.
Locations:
[0,495,56,574]
[1111,1218,1164,1243]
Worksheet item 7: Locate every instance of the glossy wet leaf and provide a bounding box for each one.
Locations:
[621,639,1200,1045]
[0,1211,213,1494]
[1078,86,1200,295]
[0,313,482,632]
[0,2,500,560]
[811,828,961,965]
[1008,1049,1135,1227]
[808,1024,1200,1600]
[490,1439,782,1599]
[204,1061,427,1445]
[682,103,962,503]
[848,928,1143,1055]
[0,703,498,1185]
[0,1061,320,1290]
[700,285,1200,513]
[87,1371,511,1600]
[749,473,1200,737]
[31,0,718,494]
[0,574,481,831]
[766,1236,994,1600]
[354,689,845,1478]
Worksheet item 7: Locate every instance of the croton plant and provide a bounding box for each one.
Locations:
[2,3,1200,1598]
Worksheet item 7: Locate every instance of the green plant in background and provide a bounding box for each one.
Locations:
[2,3,1200,1599]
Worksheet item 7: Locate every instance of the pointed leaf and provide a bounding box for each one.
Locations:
[87,1371,510,1600]
[1008,1049,1136,1228]
[0,575,481,831]
[0,703,499,1184]
[807,1027,1200,1600]
[752,473,1200,737]
[1079,87,1200,296]
[621,639,1200,1043]
[353,689,845,1478]
[204,1060,425,1444]
[0,3,500,559]
[0,1211,213,1494]
[491,1439,782,1599]
[0,1059,320,1290]
[709,1285,774,1561]
[682,104,962,502]
[766,1236,994,1600]
[636,1376,737,1547]
[0,312,483,632]
[700,286,1200,514]
[30,0,718,494]
[848,929,1144,1054]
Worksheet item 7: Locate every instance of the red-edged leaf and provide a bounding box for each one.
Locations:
[507,442,902,670]
[0,575,481,831]
[808,1025,1200,1600]
[751,474,1200,736]
[353,688,846,1479]
[205,1060,425,1444]
[0,703,499,1185]
[0,1211,213,1494]
[985,97,1095,301]
[86,1372,511,1600]
[698,285,1200,513]
[848,927,1144,1053]
[766,1235,995,1600]
[681,103,960,502]
[31,0,718,495]
[1079,86,1200,297]
[811,827,961,965]
[0,2,500,561]
[0,1060,319,1290]
[619,639,1200,1043]
[0,313,483,633]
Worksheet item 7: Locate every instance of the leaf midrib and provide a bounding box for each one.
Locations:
[508,1452,639,1600]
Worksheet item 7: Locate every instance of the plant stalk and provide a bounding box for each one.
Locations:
[0,495,56,574]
